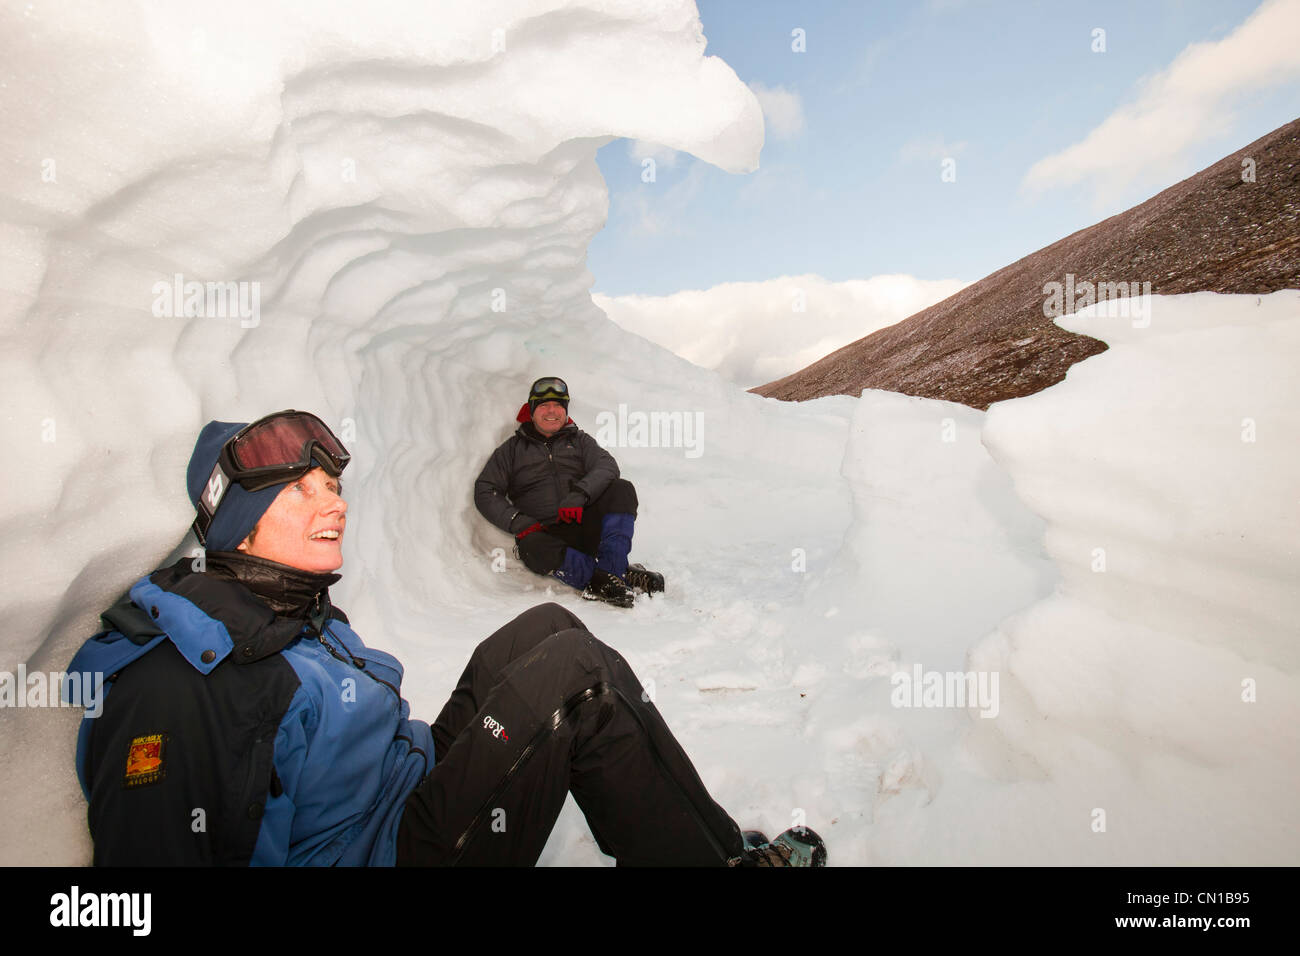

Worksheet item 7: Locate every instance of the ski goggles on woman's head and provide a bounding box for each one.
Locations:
[193,410,350,544]
[222,410,350,489]
[529,377,569,405]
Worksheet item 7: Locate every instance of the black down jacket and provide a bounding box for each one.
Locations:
[474,421,618,535]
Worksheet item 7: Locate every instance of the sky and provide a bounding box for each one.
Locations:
[589,0,1300,297]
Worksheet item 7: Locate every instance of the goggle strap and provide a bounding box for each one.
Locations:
[201,460,232,514]
[191,459,232,547]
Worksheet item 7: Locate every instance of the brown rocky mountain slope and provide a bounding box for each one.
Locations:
[752,117,1300,410]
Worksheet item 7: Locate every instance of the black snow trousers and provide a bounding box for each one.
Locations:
[395,603,744,866]
[515,478,638,575]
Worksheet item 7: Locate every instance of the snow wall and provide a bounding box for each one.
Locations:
[0,0,775,863]
[821,291,1299,864]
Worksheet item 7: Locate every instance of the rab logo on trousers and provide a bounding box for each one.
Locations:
[483,716,509,741]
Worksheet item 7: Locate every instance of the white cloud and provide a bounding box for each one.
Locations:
[594,273,970,388]
[1023,0,1300,205]
[748,81,805,140]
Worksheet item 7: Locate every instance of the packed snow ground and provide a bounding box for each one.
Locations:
[3,2,1297,865]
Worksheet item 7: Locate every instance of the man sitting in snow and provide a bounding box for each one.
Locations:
[474,376,664,608]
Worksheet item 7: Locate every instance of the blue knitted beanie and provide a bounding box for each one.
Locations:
[186,420,287,552]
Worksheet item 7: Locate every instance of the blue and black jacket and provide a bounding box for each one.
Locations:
[67,554,433,865]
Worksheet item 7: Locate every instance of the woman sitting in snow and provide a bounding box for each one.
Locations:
[67,409,823,866]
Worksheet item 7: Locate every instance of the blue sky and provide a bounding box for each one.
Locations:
[589,0,1300,296]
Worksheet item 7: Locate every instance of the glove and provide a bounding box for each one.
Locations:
[558,492,585,524]
[515,522,544,540]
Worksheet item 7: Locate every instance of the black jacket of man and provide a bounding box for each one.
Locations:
[474,420,619,535]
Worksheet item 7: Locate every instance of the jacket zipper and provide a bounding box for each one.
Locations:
[311,623,427,770]
[314,624,401,699]
[547,446,565,515]
[522,426,571,521]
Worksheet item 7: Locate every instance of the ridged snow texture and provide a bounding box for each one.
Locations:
[0,0,763,864]
[1,0,763,652]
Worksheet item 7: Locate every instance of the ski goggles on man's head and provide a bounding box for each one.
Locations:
[528,377,569,405]
[193,410,350,545]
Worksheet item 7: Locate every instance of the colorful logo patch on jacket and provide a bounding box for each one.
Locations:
[123,733,167,788]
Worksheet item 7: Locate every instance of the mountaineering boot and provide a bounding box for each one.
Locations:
[625,563,665,595]
[735,827,828,867]
[581,568,634,609]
